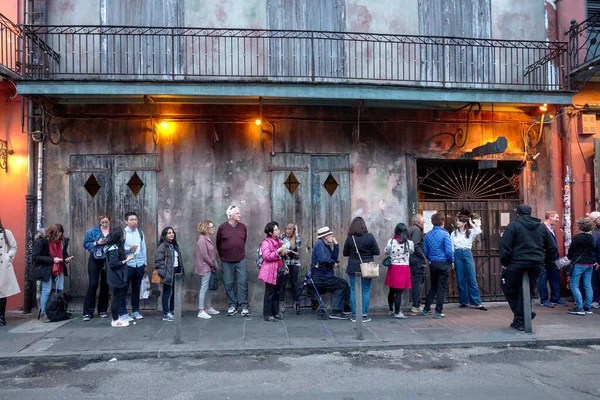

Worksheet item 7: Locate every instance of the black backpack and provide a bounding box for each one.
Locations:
[44,291,72,322]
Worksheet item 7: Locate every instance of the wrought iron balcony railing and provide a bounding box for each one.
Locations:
[0,16,570,92]
[568,12,600,89]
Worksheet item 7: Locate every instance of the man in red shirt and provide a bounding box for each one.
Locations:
[216,206,249,316]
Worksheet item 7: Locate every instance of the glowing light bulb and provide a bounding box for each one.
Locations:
[255,119,262,126]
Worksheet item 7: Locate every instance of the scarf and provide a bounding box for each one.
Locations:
[49,240,64,276]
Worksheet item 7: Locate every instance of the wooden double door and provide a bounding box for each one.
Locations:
[270,153,351,269]
[68,154,158,297]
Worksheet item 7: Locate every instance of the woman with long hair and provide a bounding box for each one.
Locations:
[384,223,414,318]
[0,219,19,326]
[155,227,185,322]
[82,215,111,321]
[195,220,220,319]
[279,223,302,313]
[343,216,380,322]
[32,223,74,323]
[258,221,289,322]
[452,214,487,311]
[105,227,134,327]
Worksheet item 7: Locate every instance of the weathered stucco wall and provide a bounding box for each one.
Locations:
[43,0,551,41]
[40,104,531,310]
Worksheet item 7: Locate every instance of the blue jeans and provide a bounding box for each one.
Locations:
[41,274,65,314]
[538,264,561,303]
[454,249,482,306]
[222,260,248,309]
[348,274,372,317]
[571,264,593,309]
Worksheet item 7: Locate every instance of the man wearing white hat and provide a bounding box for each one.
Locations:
[311,226,350,319]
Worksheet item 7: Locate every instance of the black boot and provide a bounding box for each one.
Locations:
[0,316,5,326]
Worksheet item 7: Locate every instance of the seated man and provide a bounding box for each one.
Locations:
[311,226,350,320]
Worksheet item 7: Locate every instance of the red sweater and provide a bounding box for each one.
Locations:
[216,222,247,262]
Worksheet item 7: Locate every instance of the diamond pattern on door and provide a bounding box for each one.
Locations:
[127,172,144,196]
[83,174,101,198]
[284,172,300,195]
[323,173,339,196]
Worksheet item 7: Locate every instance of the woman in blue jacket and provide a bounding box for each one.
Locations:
[82,215,111,321]
[106,228,134,327]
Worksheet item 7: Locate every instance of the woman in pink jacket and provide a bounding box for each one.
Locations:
[195,220,220,319]
[258,221,290,322]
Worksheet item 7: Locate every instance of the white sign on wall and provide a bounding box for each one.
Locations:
[423,210,437,233]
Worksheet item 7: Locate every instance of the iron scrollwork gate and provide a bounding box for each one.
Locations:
[417,162,521,302]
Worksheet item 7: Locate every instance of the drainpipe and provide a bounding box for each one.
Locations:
[22,101,36,313]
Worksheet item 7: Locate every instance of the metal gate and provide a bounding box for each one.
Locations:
[417,162,521,301]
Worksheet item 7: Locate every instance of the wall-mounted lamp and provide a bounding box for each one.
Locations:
[539,103,548,112]
[0,139,15,172]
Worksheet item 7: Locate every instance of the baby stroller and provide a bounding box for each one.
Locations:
[294,265,328,320]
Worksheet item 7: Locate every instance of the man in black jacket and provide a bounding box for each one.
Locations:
[499,204,558,331]
[408,214,427,313]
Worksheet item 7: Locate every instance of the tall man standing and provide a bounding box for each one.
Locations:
[538,210,566,307]
[217,206,249,317]
[422,213,453,319]
[500,205,557,331]
[408,214,427,314]
[119,212,147,321]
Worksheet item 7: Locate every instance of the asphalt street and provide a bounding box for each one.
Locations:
[1,345,599,399]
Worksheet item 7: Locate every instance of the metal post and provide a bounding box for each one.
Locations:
[354,272,363,340]
[522,271,532,333]
[173,273,182,344]
[23,194,36,314]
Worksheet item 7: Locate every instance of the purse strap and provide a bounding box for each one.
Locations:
[351,235,365,264]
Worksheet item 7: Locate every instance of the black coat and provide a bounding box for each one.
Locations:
[31,237,70,282]
[567,233,596,265]
[499,215,557,267]
[343,232,380,275]
[106,245,127,288]
[155,241,185,286]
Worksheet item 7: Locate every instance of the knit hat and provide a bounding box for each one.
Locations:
[516,204,532,216]
[317,226,333,239]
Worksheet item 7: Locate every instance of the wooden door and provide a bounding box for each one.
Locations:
[69,155,114,296]
[269,153,312,266]
[68,154,158,300]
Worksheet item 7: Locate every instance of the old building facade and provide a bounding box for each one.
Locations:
[0,0,583,311]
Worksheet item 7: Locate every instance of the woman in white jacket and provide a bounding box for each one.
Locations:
[0,220,19,326]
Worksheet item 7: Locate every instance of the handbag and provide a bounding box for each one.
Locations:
[382,256,392,267]
[352,235,379,278]
[209,271,219,291]
[559,248,591,277]
[276,258,289,277]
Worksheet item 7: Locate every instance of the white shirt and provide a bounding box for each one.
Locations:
[451,227,482,250]
[174,250,179,267]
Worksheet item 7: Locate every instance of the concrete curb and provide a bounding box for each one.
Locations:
[2,337,600,366]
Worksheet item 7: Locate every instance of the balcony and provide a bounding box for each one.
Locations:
[568,11,600,90]
[0,15,573,105]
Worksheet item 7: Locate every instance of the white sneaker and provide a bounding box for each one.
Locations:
[206,308,220,315]
[132,311,144,320]
[394,312,407,319]
[241,309,250,317]
[197,310,211,319]
[227,307,237,316]
[592,302,600,309]
[388,310,394,316]
[112,319,130,327]
[120,314,133,322]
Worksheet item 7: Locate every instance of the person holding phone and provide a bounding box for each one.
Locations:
[82,215,111,321]
[32,223,74,323]
[279,223,302,313]
[258,221,288,322]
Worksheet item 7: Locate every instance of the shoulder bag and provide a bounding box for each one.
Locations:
[352,235,379,278]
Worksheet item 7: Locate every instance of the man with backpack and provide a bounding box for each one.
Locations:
[119,212,147,321]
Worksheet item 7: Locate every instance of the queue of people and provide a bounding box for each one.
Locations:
[5,203,600,329]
